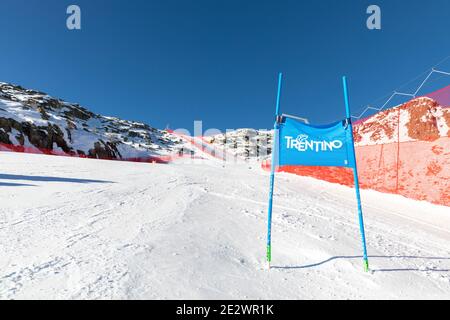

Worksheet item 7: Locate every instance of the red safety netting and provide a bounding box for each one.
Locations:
[262,136,449,206]
[426,85,450,107]
[0,142,189,164]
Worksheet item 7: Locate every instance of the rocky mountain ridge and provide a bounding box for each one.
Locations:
[0,82,190,159]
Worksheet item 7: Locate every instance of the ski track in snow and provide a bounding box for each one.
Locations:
[0,151,449,299]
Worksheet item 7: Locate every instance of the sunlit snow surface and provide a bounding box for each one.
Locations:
[1,151,449,299]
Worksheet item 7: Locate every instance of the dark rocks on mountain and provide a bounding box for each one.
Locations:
[128,131,139,138]
[37,106,50,120]
[404,100,440,142]
[0,117,22,144]
[88,141,121,159]
[0,127,12,144]
[22,122,71,153]
[63,106,94,121]
[0,117,71,152]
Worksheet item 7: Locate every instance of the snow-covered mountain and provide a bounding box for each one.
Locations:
[203,129,273,160]
[0,82,191,160]
[353,96,450,146]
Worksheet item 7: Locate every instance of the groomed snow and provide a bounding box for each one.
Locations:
[0,151,449,299]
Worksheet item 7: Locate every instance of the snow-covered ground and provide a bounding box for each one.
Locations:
[1,151,449,299]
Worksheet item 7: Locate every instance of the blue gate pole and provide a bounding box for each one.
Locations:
[342,76,370,272]
[266,72,283,269]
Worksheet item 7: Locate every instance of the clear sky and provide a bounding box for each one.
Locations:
[1,0,449,131]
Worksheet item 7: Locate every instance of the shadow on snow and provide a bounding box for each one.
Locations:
[271,255,450,273]
[0,182,36,187]
[0,174,114,185]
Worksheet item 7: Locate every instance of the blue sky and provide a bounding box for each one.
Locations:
[1,0,449,131]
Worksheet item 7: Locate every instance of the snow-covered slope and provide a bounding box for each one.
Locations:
[1,151,449,299]
[0,82,191,159]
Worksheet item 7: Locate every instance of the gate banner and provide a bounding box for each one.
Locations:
[278,116,355,168]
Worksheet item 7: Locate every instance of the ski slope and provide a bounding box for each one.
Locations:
[0,151,449,299]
